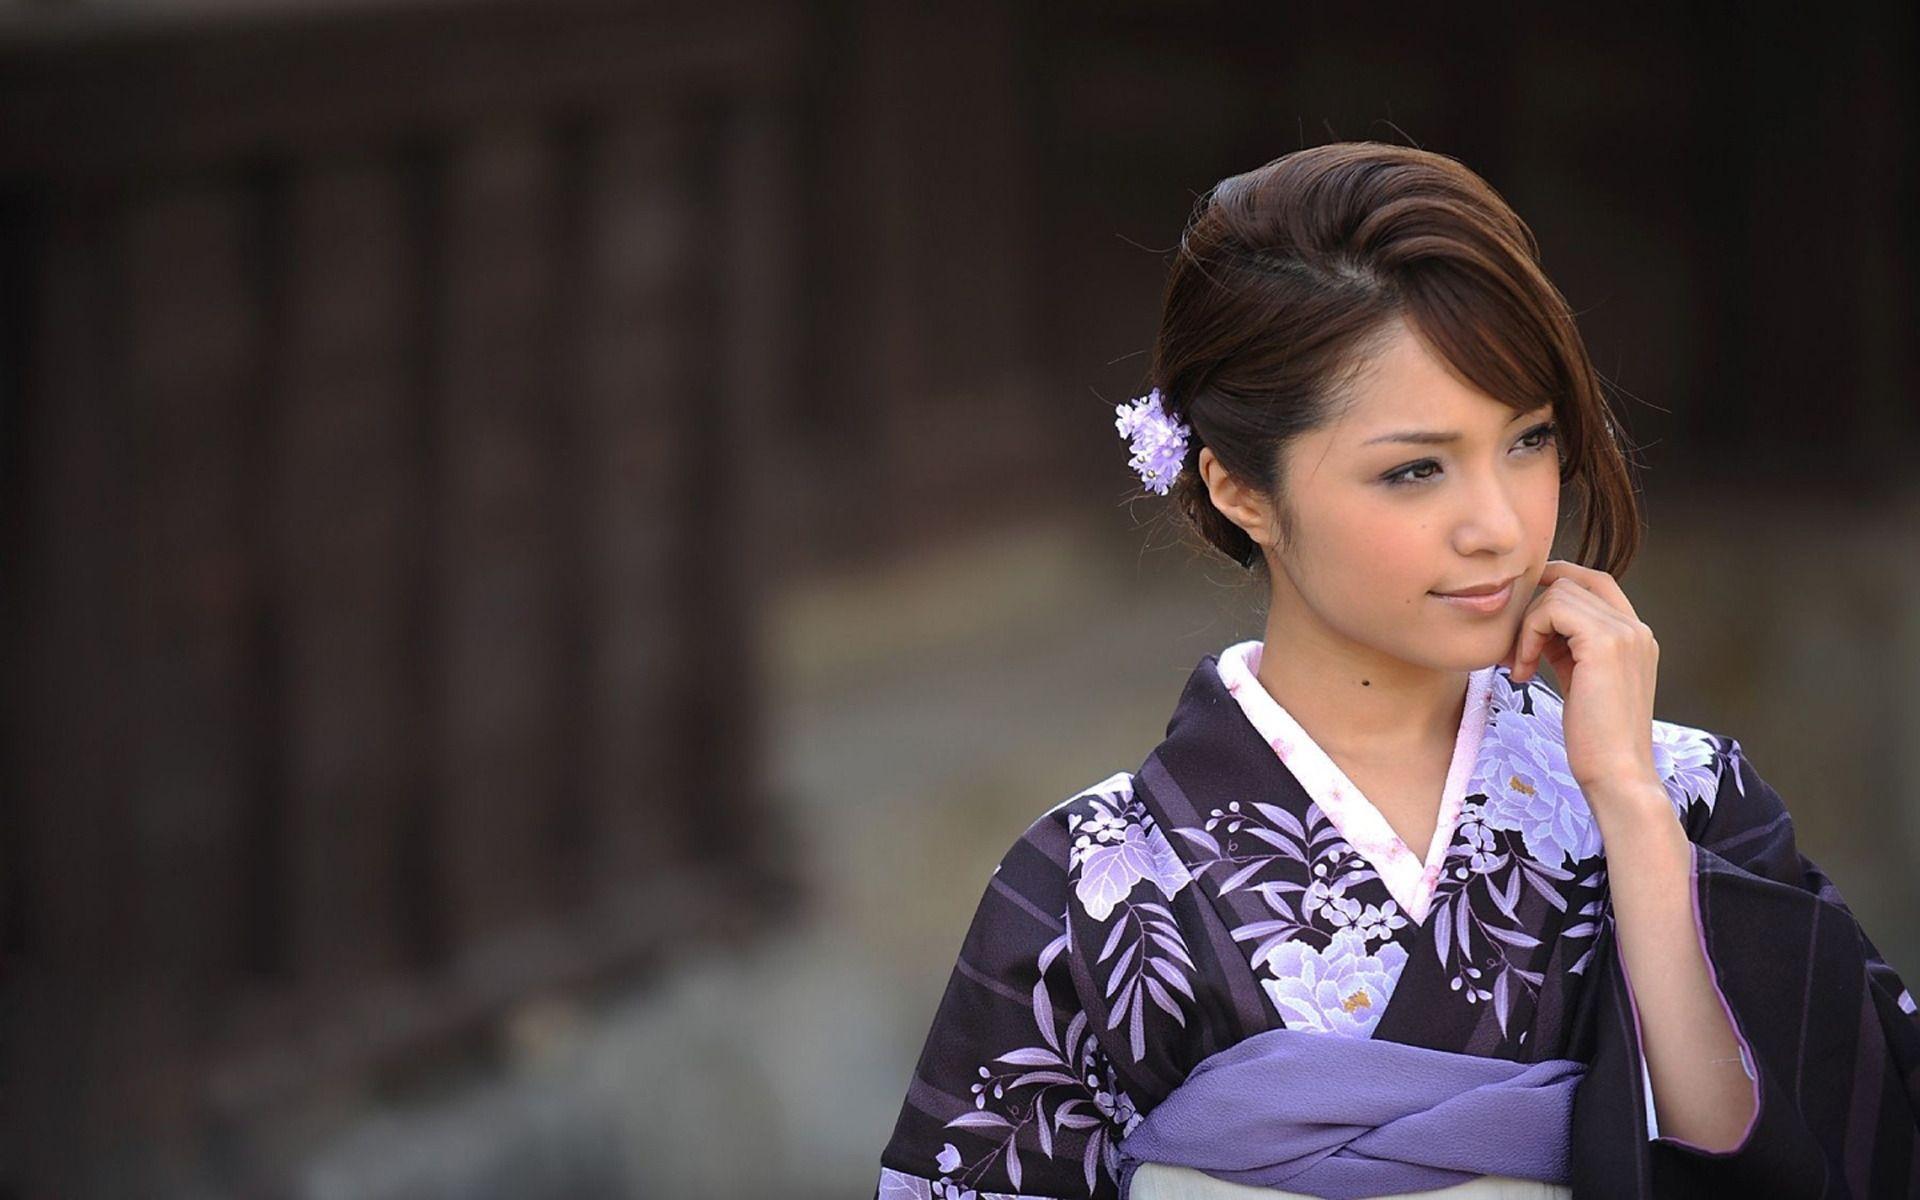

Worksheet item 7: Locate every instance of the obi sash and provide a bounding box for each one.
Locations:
[1113,1025,1587,1200]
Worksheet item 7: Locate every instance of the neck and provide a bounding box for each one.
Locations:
[1253,610,1472,762]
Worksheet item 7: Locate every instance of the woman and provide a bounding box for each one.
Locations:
[874,142,1920,1199]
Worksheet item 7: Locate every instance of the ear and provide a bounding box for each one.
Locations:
[1197,447,1278,549]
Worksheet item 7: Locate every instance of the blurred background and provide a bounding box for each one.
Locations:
[2,1,1915,1196]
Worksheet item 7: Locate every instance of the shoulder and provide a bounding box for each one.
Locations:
[995,769,1140,875]
[999,768,1201,925]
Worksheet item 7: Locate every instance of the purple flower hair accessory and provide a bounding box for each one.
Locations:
[1114,387,1192,496]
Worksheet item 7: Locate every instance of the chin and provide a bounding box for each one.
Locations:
[1382,642,1495,675]
[1426,632,1515,673]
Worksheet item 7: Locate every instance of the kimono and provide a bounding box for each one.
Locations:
[874,640,1920,1199]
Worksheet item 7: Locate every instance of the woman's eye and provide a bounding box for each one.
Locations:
[1520,420,1559,450]
[1383,461,1441,487]
[1380,421,1558,488]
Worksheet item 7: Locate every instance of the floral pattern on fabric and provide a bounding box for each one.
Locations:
[1428,669,1730,1039]
[1197,652,1737,1047]
[878,1163,1045,1199]
[916,885,1147,1195]
[1171,796,1413,1035]
[1261,925,1411,1037]
[1067,773,1193,923]
[1469,672,1600,868]
[1066,772,1199,1063]
[878,643,1920,1197]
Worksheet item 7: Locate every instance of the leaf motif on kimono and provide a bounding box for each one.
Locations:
[1032,979,1057,1051]
[1098,918,1129,964]
[946,1110,1013,1131]
[1247,889,1300,925]
[1084,1131,1101,1193]
[1035,1097,1055,1157]
[1010,1070,1078,1089]
[1104,940,1138,997]
[1173,825,1223,857]
[1530,855,1575,882]
[1078,839,1160,922]
[1231,917,1294,940]
[1502,870,1523,912]
[1145,825,1196,899]
[1560,922,1598,939]
[1056,1107,1102,1131]
[1065,1010,1086,1055]
[1483,924,1541,950]
[1149,956,1195,1001]
[1107,980,1132,1029]
[1039,930,1070,975]
[1569,944,1595,975]
[1454,894,1472,958]
[1253,801,1308,839]
[1434,898,1453,964]
[1218,859,1267,894]
[1129,985,1147,1060]
[1489,873,1521,921]
[995,1047,1063,1066]
[1520,866,1569,911]
[1241,826,1305,857]
[1145,977,1187,1027]
[1249,927,1304,969]
[1007,1137,1022,1190]
[1149,930,1195,970]
[1136,901,1175,921]
[877,1168,932,1200]
[1493,970,1512,1036]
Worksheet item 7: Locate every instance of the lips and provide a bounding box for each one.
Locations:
[1429,576,1519,615]
[1433,574,1518,598]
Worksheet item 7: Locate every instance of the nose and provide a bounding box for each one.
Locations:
[1450,465,1526,557]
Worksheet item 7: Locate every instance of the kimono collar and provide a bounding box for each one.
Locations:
[1207,640,1497,925]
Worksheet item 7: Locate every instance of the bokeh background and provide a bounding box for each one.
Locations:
[2,2,1916,1197]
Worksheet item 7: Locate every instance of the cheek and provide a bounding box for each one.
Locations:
[1310,499,1435,597]
[1523,474,1561,549]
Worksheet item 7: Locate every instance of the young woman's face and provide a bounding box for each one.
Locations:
[1272,318,1563,673]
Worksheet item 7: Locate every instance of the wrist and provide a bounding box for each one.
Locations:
[1584,776,1676,838]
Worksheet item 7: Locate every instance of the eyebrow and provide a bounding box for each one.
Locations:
[1361,406,1550,447]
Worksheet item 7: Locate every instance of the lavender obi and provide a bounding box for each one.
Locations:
[1113,1025,1586,1200]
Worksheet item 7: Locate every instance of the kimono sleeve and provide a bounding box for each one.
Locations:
[875,798,1143,1200]
[1584,735,1920,1198]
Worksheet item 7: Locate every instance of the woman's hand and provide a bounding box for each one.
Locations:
[1500,560,1663,810]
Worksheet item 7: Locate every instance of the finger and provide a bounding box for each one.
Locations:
[1535,559,1638,622]
[1518,580,1642,682]
[1510,581,1621,681]
[1507,587,1566,682]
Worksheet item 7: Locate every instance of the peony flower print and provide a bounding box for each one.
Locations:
[1470,697,1600,868]
[1652,718,1720,817]
[1473,669,1731,869]
[1260,926,1409,1038]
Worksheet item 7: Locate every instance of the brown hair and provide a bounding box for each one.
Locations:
[1144,141,1642,578]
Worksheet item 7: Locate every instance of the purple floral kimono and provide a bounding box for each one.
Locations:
[875,641,1920,1198]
